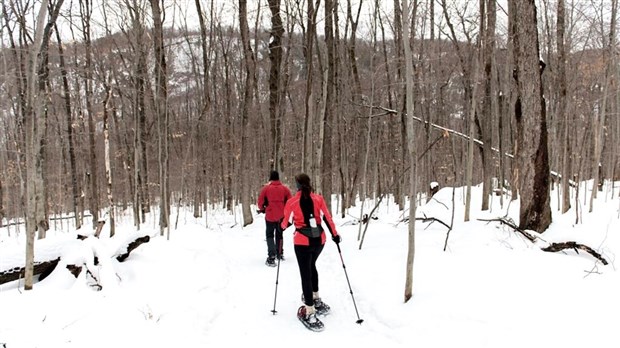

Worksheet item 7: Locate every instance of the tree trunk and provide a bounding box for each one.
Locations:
[239,0,255,227]
[322,0,336,210]
[512,0,552,233]
[268,0,285,172]
[557,0,571,214]
[479,0,497,211]
[302,1,319,175]
[465,50,479,222]
[79,0,100,228]
[150,0,170,237]
[102,82,115,237]
[589,0,617,212]
[53,25,82,230]
[24,0,64,290]
[0,177,3,226]
[402,0,417,304]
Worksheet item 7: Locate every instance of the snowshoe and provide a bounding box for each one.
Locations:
[297,306,324,332]
[265,257,276,267]
[314,298,331,316]
[301,294,331,316]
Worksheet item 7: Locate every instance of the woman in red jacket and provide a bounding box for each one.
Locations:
[281,173,340,331]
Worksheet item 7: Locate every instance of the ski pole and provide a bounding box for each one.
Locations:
[271,239,283,314]
[336,242,364,324]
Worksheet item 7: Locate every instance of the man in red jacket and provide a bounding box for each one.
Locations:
[257,170,292,266]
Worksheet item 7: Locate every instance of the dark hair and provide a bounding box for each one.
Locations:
[269,170,279,181]
[295,173,313,198]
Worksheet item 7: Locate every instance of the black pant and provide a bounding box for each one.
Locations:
[265,220,283,258]
[294,241,324,306]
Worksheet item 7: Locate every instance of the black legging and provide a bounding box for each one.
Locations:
[295,240,324,307]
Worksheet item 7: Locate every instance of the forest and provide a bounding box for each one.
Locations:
[1,1,619,292]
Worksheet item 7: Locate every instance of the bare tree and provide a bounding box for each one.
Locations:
[321,0,336,210]
[149,0,170,236]
[589,0,617,212]
[512,0,552,232]
[557,0,571,214]
[24,0,64,290]
[78,0,100,228]
[479,0,497,211]
[301,0,319,176]
[101,78,115,237]
[268,0,285,172]
[53,24,82,229]
[402,0,417,303]
[239,0,255,227]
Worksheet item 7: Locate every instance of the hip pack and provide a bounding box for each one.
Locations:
[298,226,323,238]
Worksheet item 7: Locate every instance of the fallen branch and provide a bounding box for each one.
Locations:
[417,216,451,230]
[542,242,608,265]
[479,218,609,266]
[365,103,577,187]
[478,217,537,242]
[402,213,451,230]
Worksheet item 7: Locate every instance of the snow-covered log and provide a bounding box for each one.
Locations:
[116,235,150,262]
[0,234,151,286]
[0,258,60,285]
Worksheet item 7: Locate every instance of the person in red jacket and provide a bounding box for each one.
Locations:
[257,170,292,266]
[281,173,341,331]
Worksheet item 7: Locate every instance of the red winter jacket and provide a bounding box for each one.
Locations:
[257,180,292,222]
[281,191,339,246]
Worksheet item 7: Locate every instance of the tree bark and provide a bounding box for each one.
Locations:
[150,0,170,237]
[589,0,617,212]
[302,0,319,175]
[239,0,255,227]
[79,0,100,228]
[53,25,82,230]
[321,0,336,210]
[24,0,64,290]
[479,0,497,211]
[402,0,417,304]
[101,79,115,237]
[512,0,552,232]
[268,0,285,172]
[557,0,571,214]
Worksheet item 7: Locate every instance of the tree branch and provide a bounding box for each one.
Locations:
[542,242,608,265]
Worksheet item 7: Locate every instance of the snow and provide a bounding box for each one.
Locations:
[1,184,619,348]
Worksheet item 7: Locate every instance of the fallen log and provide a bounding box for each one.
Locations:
[0,234,151,286]
[116,235,150,262]
[542,242,609,265]
[0,258,60,285]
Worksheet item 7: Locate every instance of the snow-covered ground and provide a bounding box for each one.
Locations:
[1,183,618,348]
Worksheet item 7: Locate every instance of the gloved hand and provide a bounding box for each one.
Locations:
[332,234,341,244]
